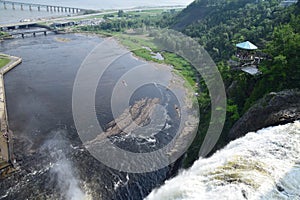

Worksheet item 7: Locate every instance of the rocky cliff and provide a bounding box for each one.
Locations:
[229,89,300,140]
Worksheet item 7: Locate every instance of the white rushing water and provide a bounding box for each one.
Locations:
[51,157,88,200]
[146,121,300,200]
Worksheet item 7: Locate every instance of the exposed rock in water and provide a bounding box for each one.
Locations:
[229,89,300,140]
[84,98,161,146]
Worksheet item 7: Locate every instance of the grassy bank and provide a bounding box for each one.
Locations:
[67,8,211,167]
[97,31,211,167]
[0,57,10,69]
[115,33,198,88]
[0,32,11,40]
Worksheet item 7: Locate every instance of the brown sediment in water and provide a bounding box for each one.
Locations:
[54,37,71,42]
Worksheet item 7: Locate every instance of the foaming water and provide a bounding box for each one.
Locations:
[43,130,91,200]
[146,121,300,200]
[50,157,89,200]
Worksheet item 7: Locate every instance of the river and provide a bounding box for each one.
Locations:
[0,34,197,199]
[0,0,194,25]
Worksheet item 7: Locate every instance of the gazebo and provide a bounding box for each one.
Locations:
[236,41,258,61]
[236,41,258,50]
[235,41,261,75]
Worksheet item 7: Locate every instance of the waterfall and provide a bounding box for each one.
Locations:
[145,121,300,200]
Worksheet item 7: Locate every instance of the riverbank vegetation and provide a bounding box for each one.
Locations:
[0,57,10,69]
[163,0,300,167]
[69,1,300,167]
[0,32,11,40]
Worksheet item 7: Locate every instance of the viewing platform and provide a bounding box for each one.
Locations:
[229,41,263,75]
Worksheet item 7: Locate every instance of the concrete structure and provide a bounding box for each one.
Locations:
[280,0,298,7]
[50,21,76,28]
[0,0,86,13]
[0,22,38,31]
[0,54,22,176]
[10,30,51,38]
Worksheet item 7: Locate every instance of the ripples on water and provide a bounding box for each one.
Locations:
[0,7,67,25]
[1,34,181,199]
[146,121,300,200]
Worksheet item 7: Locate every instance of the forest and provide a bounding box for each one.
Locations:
[78,0,300,166]
[174,0,300,166]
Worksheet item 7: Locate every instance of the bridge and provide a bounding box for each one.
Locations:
[0,22,39,31]
[10,30,56,38]
[0,0,88,13]
[0,21,72,30]
[0,20,78,38]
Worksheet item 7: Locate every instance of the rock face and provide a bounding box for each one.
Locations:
[229,89,300,140]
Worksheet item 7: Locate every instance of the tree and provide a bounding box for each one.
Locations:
[118,10,125,17]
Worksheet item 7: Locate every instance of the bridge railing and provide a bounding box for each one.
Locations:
[0,0,88,13]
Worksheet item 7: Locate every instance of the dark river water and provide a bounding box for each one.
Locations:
[0,34,181,200]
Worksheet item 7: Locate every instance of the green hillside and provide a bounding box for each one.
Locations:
[76,0,300,166]
[170,0,300,166]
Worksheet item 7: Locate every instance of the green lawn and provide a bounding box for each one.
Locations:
[0,58,10,68]
[117,34,158,50]
[115,34,197,88]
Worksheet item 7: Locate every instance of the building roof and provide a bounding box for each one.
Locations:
[241,66,261,75]
[236,41,258,50]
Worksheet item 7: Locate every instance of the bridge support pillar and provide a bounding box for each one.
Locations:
[72,8,75,13]
[20,4,23,10]
[29,5,32,11]
[4,2,6,9]
[65,7,67,12]
[69,8,71,12]
[21,33,24,38]
[33,32,36,37]
[44,31,47,36]
[54,6,56,12]
[38,6,40,11]
[12,3,15,10]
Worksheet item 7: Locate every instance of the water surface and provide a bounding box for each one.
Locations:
[0,34,179,199]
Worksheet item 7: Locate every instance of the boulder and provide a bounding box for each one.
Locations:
[229,89,300,140]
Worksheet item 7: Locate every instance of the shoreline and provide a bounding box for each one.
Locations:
[0,5,184,27]
[0,54,22,175]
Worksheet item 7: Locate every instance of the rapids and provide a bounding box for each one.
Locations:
[146,121,300,200]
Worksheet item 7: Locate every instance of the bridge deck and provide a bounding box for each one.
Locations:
[0,0,88,10]
[10,30,49,35]
[0,22,37,29]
